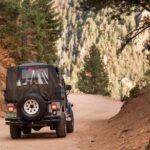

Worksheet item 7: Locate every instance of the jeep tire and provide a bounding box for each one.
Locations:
[56,113,66,138]
[10,125,21,139]
[67,113,74,133]
[17,93,45,121]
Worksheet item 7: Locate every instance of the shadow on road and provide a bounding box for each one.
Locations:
[3,132,62,141]
[22,132,57,139]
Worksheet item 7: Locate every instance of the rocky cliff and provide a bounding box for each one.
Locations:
[0,48,14,115]
[55,0,150,99]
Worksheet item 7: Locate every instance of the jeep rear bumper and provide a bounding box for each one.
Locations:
[5,116,61,127]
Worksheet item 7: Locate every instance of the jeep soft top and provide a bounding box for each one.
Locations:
[5,63,61,103]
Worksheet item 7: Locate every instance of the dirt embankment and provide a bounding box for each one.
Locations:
[90,86,150,150]
[0,48,14,116]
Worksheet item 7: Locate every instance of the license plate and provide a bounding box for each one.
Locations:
[6,112,17,118]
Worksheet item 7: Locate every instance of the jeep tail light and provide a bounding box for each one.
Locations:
[49,102,60,113]
[50,102,60,111]
[7,104,16,112]
[51,103,57,111]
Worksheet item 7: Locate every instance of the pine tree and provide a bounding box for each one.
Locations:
[0,0,20,46]
[78,44,110,96]
[16,0,62,64]
[0,0,62,64]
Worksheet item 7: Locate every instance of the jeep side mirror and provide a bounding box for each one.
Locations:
[66,85,72,91]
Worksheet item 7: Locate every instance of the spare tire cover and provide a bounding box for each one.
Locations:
[17,93,45,121]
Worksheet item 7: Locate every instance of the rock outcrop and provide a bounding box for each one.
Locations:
[0,48,15,115]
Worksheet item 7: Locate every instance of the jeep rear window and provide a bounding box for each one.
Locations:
[17,67,48,86]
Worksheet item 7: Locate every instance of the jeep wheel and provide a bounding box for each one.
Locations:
[67,113,74,133]
[56,113,67,138]
[10,125,21,139]
[17,94,45,121]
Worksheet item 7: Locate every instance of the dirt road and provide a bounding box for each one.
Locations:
[0,94,122,150]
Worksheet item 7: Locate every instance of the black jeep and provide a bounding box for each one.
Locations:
[4,63,74,139]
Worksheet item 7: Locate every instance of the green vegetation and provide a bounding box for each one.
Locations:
[79,0,150,55]
[79,0,150,14]
[0,0,62,64]
[78,44,110,96]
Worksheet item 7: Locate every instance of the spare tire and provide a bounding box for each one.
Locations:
[17,93,45,121]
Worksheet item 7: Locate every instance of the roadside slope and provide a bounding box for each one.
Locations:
[92,86,150,150]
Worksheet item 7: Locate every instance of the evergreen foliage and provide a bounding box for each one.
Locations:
[0,0,62,64]
[0,0,20,42]
[79,0,150,13]
[79,0,150,55]
[78,44,110,96]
